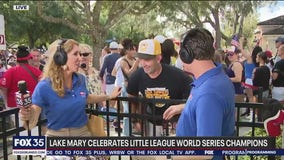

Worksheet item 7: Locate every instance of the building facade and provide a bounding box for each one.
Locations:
[255,15,284,55]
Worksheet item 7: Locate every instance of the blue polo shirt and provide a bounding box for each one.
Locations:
[32,73,89,130]
[176,64,235,136]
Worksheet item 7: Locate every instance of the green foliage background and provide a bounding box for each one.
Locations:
[0,1,277,68]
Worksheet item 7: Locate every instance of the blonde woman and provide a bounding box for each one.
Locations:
[78,43,102,95]
[19,39,120,137]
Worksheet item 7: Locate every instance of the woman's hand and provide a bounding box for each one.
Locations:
[134,59,140,68]
[19,106,33,130]
[19,107,32,121]
[19,105,41,130]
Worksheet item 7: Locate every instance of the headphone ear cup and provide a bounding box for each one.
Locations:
[179,45,194,64]
[53,45,67,66]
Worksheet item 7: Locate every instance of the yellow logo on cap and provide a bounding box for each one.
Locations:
[140,42,148,53]
[138,39,161,56]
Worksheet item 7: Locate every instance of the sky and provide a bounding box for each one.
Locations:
[257,1,284,22]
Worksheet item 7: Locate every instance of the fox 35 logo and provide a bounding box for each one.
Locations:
[204,150,214,155]
[13,136,45,149]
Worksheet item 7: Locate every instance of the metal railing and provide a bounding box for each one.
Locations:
[0,108,46,160]
[0,96,276,160]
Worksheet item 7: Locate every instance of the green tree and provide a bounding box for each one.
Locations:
[36,1,158,68]
[159,1,226,48]
[222,12,259,48]
[110,9,164,45]
[0,1,77,48]
[157,1,274,49]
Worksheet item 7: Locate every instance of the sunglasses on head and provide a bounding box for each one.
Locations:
[80,52,90,57]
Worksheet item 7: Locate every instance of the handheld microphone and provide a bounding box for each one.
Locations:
[16,80,32,130]
[16,81,32,108]
[80,63,87,69]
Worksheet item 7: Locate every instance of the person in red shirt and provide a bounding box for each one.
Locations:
[0,45,42,109]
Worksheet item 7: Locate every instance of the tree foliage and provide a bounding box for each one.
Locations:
[36,1,158,68]
[157,1,274,49]
[110,9,165,45]
[0,1,78,48]
[0,1,278,68]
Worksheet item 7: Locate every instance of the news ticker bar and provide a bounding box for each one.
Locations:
[47,136,275,149]
[13,136,283,156]
[13,136,275,149]
[13,149,284,156]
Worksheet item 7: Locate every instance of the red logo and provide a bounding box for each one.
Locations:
[79,91,86,97]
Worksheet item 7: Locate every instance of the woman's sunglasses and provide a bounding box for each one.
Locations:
[80,52,90,57]
[226,52,235,57]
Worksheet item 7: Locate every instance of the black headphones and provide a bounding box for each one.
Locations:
[179,31,195,64]
[53,39,68,66]
[179,28,214,64]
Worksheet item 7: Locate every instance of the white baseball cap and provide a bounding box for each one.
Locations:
[109,41,119,49]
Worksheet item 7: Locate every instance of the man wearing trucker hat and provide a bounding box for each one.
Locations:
[127,39,192,137]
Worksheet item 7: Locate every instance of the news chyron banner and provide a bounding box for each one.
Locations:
[13,136,284,156]
[0,14,6,50]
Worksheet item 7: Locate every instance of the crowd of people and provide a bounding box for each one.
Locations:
[220,36,284,121]
[0,27,283,160]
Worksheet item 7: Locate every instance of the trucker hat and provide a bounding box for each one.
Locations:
[136,39,161,60]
